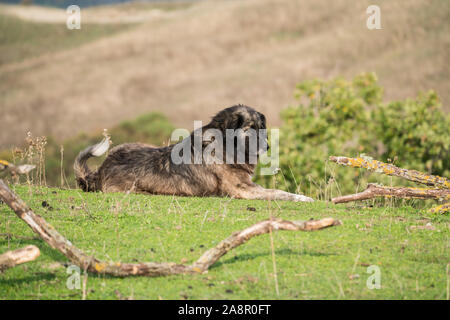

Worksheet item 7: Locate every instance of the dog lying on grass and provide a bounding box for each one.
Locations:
[74,105,313,202]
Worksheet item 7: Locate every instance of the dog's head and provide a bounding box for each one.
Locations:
[206,105,269,164]
[211,105,266,131]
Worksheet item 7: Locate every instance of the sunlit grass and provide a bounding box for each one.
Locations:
[0,185,448,299]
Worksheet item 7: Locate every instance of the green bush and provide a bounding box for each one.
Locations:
[256,73,450,199]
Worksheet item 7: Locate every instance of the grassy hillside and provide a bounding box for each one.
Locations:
[0,111,175,189]
[0,0,449,148]
[0,185,448,299]
[0,13,135,65]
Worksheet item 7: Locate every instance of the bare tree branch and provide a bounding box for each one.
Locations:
[329,156,450,189]
[332,183,450,204]
[429,203,450,214]
[0,245,40,272]
[329,156,449,212]
[0,179,341,277]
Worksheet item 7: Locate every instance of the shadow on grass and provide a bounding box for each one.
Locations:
[0,272,57,286]
[210,247,335,270]
[76,247,336,280]
[1,240,335,280]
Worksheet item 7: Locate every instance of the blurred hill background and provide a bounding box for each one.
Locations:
[0,0,449,150]
[1,0,187,9]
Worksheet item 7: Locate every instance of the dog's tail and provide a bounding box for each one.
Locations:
[74,136,111,192]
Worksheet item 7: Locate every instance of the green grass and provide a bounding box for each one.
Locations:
[0,185,448,300]
[0,13,135,65]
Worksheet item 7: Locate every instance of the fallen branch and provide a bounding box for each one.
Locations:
[329,156,449,213]
[0,179,341,277]
[329,156,450,189]
[429,203,450,214]
[332,183,450,204]
[0,245,40,272]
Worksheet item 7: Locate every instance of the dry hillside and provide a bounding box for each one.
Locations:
[0,0,449,148]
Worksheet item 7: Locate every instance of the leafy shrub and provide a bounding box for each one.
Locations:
[256,73,450,199]
[108,112,175,146]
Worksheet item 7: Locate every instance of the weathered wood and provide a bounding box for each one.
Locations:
[332,183,450,204]
[0,179,341,277]
[0,245,40,272]
[329,156,450,189]
[429,203,450,214]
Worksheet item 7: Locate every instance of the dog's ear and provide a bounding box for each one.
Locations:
[221,113,245,131]
[258,112,266,129]
[256,112,269,153]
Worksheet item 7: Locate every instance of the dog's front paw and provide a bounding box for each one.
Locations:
[294,194,314,202]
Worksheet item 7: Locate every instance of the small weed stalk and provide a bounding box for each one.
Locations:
[60,145,64,188]
[269,174,280,296]
[17,132,48,187]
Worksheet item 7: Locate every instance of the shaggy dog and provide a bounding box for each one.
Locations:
[74,105,313,202]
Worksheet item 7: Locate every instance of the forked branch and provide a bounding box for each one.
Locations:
[0,179,340,277]
[330,156,449,214]
[329,156,450,189]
